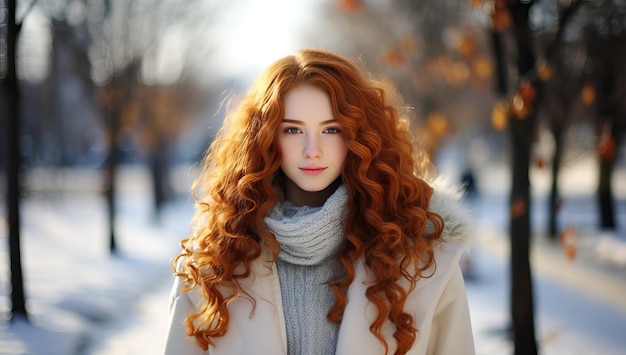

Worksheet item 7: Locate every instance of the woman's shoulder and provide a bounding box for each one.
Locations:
[427,177,473,246]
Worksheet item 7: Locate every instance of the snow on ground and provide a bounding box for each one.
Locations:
[466,246,626,355]
[466,220,626,355]
[1,156,625,355]
[0,166,194,355]
[463,154,626,355]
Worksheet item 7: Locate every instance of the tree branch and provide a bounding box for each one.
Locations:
[546,0,586,59]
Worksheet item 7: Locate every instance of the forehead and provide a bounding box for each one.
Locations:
[283,85,334,120]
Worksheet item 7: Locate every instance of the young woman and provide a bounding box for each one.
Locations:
[164,48,474,355]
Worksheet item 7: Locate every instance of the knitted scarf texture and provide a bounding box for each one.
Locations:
[264,184,347,265]
[264,184,347,355]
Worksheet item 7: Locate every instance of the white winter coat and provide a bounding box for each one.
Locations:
[164,188,475,355]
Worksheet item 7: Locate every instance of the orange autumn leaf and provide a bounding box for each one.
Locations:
[338,0,363,11]
[494,0,507,10]
[508,80,536,119]
[537,62,552,81]
[473,56,493,80]
[491,9,511,32]
[518,80,536,102]
[581,84,595,105]
[560,227,577,261]
[564,244,577,261]
[457,35,477,59]
[491,100,509,131]
[380,48,406,66]
[598,134,616,161]
[534,157,547,169]
[510,198,527,218]
[428,111,449,137]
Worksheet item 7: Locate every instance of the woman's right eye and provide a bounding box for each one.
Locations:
[284,127,301,134]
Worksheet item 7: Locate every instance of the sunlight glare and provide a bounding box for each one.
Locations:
[212,0,313,79]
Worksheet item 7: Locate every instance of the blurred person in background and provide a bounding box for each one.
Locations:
[164,48,474,355]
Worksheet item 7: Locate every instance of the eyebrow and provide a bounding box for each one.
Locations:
[281,119,337,125]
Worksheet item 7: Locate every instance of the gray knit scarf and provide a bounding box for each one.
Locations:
[264,184,348,265]
[263,185,348,355]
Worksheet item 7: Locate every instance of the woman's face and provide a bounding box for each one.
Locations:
[277,85,348,205]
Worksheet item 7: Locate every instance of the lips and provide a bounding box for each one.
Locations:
[299,166,327,175]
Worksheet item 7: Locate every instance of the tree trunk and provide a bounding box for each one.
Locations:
[104,116,120,254]
[150,137,171,222]
[595,51,619,230]
[3,0,28,321]
[490,15,538,353]
[548,125,563,239]
[509,119,538,355]
[102,65,138,254]
[509,3,539,354]
[597,127,616,229]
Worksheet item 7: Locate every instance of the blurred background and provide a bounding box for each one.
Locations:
[1,0,625,354]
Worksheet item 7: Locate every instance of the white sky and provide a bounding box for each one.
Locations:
[208,0,319,79]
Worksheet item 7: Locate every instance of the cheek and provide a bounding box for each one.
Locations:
[277,140,294,163]
[277,138,287,156]
[329,142,348,167]
[336,140,349,158]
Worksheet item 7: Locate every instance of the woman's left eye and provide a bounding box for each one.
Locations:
[323,127,341,134]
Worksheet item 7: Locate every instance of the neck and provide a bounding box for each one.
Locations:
[284,177,342,207]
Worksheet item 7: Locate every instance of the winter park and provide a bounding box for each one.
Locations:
[2,1,626,354]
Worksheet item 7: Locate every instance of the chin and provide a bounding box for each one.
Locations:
[300,186,328,193]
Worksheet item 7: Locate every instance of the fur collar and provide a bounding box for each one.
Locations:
[427,178,473,246]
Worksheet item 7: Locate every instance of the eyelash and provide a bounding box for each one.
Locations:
[324,127,342,134]
[284,127,301,134]
[282,127,342,134]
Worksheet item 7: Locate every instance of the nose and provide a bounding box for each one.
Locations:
[303,134,321,159]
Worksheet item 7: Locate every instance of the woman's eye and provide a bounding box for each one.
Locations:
[284,127,301,134]
[324,127,341,134]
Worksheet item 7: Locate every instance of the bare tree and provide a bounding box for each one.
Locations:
[501,4,539,353]
[585,13,626,231]
[87,0,201,252]
[539,0,625,238]
[537,0,587,240]
[1,0,38,322]
[480,0,620,352]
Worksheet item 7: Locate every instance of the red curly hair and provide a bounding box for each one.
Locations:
[174,48,444,355]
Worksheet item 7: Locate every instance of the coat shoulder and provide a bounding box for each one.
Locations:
[427,178,473,246]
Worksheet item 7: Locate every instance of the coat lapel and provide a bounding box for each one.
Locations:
[207,249,287,355]
[336,242,465,355]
